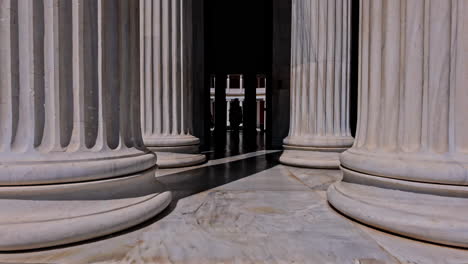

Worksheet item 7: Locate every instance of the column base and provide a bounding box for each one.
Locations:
[340,148,468,185]
[0,167,172,251]
[280,150,340,168]
[155,152,206,169]
[327,166,468,248]
[279,148,346,169]
[0,149,156,185]
[143,135,201,153]
[144,135,206,168]
[279,135,353,169]
[150,144,200,154]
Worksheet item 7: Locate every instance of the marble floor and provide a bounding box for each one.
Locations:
[1,151,468,264]
[203,131,266,160]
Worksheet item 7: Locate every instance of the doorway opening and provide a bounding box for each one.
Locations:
[209,74,267,157]
[201,0,273,159]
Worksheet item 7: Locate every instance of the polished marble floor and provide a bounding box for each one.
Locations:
[203,131,266,160]
[2,151,468,263]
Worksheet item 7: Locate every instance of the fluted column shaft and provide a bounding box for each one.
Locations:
[328,0,468,248]
[0,0,154,185]
[0,0,172,251]
[140,0,205,168]
[280,0,354,168]
[140,0,199,150]
[340,0,468,185]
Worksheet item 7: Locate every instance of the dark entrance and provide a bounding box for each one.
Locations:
[204,0,273,156]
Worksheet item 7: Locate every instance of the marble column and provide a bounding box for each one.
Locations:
[280,0,354,168]
[140,0,206,168]
[0,0,171,250]
[328,0,468,248]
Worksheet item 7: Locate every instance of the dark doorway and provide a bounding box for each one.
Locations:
[208,74,267,158]
[204,0,273,157]
[349,0,359,137]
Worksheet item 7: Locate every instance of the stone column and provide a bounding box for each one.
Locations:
[280,0,354,168]
[0,0,171,250]
[141,0,205,168]
[227,99,231,127]
[328,0,468,248]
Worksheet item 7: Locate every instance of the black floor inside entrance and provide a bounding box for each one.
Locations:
[203,131,267,160]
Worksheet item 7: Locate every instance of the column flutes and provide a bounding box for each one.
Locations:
[280,0,354,168]
[328,0,468,248]
[0,0,171,250]
[140,0,205,168]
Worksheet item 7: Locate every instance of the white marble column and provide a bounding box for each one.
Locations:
[0,0,171,250]
[328,0,468,248]
[140,0,205,168]
[280,0,354,168]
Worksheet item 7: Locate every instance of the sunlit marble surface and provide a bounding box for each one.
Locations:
[1,152,468,263]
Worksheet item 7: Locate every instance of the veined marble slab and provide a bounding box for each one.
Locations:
[1,164,467,263]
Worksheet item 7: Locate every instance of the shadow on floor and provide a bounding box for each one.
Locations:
[6,151,281,253]
[158,151,281,208]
